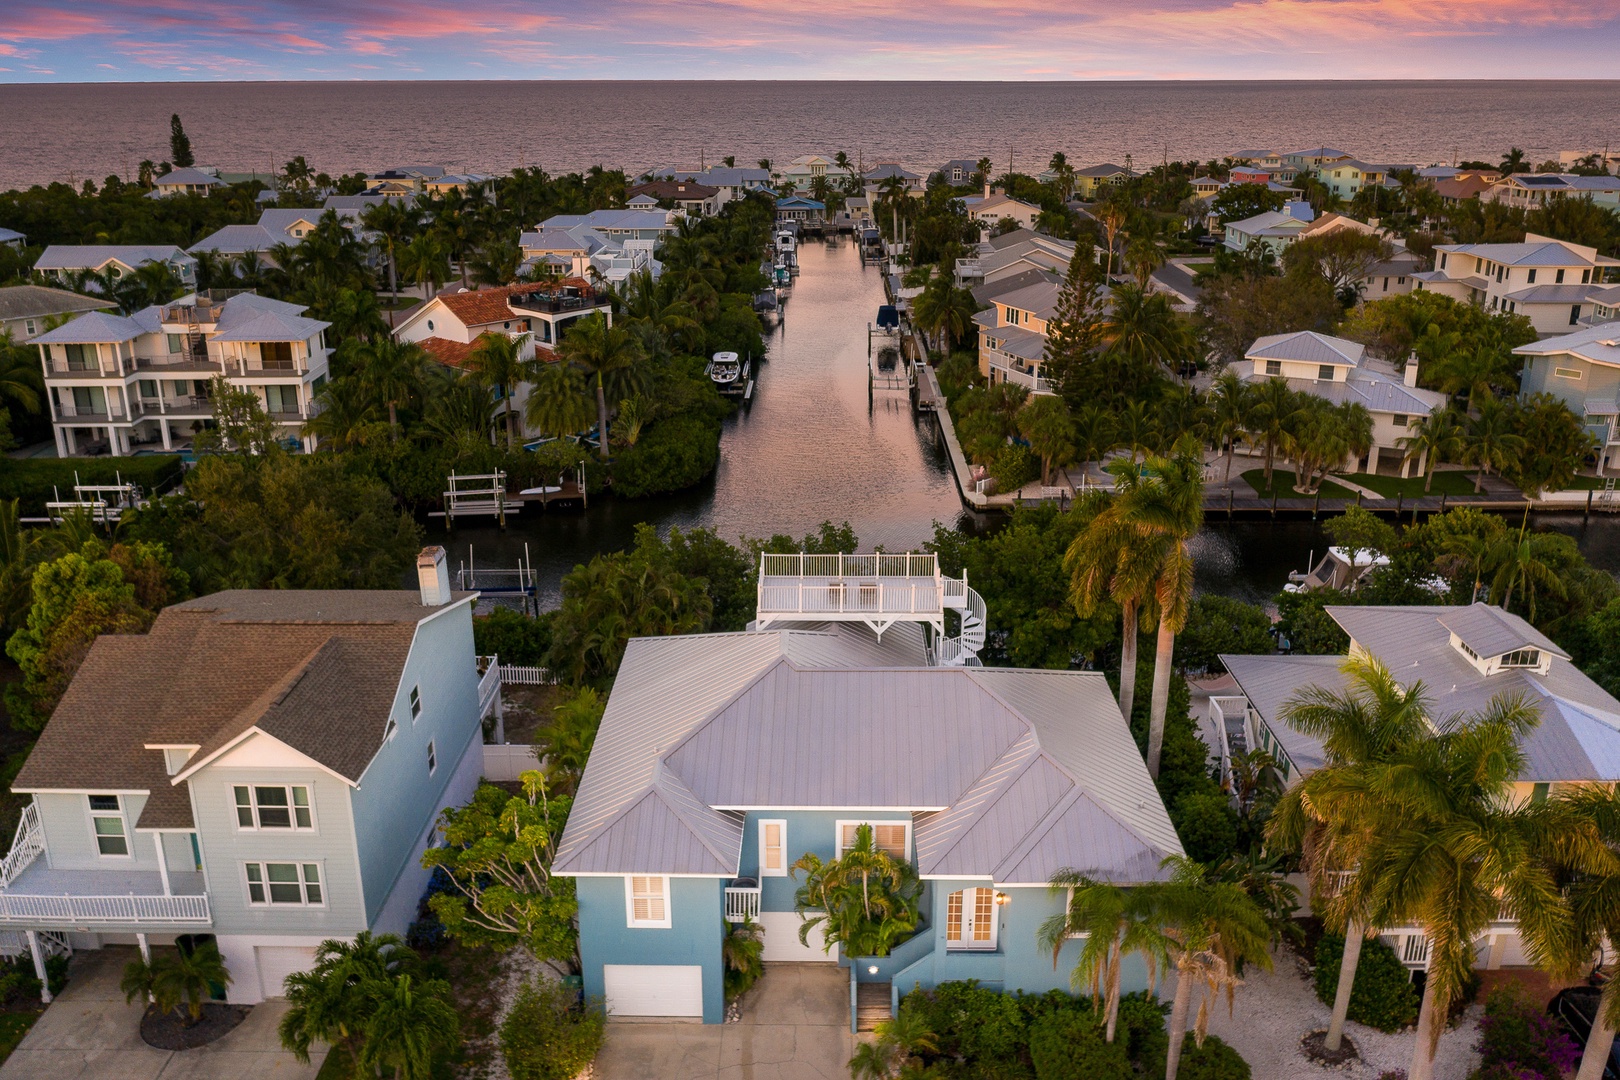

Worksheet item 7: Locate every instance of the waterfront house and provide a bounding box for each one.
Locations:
[555,554,1180,1023]
[1513,321,1620,473]
[0,285,113,343]
[31,291,331,457]
[775,195,825,223]
[863,164,924,192]
[626,179,722,218]
[650,167,773,208]
[364,165,446,194]
[934,160,984,186]
[780,156,836,188]
[0,553,498,1004]
[1190,176,1226,200]
[150,167,224,199]
[1413,235,1620,336]
[190,207,371,266]
[523,209,678,284]
[1484,174,1620,214]
[974,279,1063,394]
[34,246,198,291]
[1073,164,1132,200]
[0,228,24,249]
[961,189,1043,232]
[955,229,1076,290]
[423,174,493,197]
[1240,330,1446,476]
[1217,603,1620,972]
[1432,172,1496,207]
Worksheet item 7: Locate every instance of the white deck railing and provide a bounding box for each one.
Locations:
[725,887,761,923]
[0,806,44,890]
[758,580,943,617]
[476,657,501,719]
[0,892,211,925]
[759,552,940,580]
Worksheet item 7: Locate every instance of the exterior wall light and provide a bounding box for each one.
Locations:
[994,891,1011,906]
[867,965,879,975]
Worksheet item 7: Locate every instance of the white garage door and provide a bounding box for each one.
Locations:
[257,946,318,1000]
[603,964,703,1017]
[758,911,838,962]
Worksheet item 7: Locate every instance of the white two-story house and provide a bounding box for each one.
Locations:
[1241,331,1447,476]
[2,549,499,1003]
[1217,603,1620,973]
[31,291,332,456]
[1414,235,1620,336]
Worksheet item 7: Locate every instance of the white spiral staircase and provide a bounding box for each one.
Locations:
[935,584,986,667]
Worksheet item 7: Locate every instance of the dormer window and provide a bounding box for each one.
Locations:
[1265,360,1282,376]
[1317,365,1335,381]
[1501,649,1540,668]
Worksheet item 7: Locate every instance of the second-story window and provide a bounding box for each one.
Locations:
[88,795,129,856]
[1265,360,1282,376]
[1317,365,1335,381]
[235,785,314,830]
[427,740,438,776]
[410,685,422,720]
[245,862,323,905]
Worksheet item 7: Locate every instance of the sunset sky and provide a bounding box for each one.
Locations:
[2,0,1619,81]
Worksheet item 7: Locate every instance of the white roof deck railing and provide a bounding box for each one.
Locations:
[756,553,967,618]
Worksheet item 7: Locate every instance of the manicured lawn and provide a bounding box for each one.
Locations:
[1339,470,1484,498]
[1241,469,1356,500]
[0,1008,43,1065]
[1558,475,1618,491]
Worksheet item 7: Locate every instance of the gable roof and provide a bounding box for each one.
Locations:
[155,167,222,188]
[34,245,193,271]
[188,224,281,256]
[1514,321,1620,368]
[429,280,597,329]
[209,308,329,343]
[13,590,472,819]
[555,629,1181,884]
[627,180,720,201]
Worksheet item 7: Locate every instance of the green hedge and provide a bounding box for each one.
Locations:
[610,414,721,499]
[500,979,605,1080]
[1171,1035,1251,1080]
[1029,1009,1131,1080]
[1313,933,1420,1032]
[0,456,185,515]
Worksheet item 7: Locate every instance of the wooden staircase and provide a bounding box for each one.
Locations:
[856,981,892,1031]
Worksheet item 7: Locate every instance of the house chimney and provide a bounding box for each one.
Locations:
[984,179,991,200]
[1404,352,1419,388]
[417,546,451,606]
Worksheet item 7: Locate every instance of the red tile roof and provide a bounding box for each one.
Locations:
[419,332,556,370]
[434,279,592,328]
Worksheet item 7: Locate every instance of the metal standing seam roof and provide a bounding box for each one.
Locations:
[0,286,112,321]
[1246,331,1365,368]
[1514,321,1620,368]
[209,309,329,343]
[1224,605,1620,784]
[1438,241,1595,267]
[31,309,146,345]
[188,224,282,256]
[555,630,1182,884]
[1427,605,1566,661]
[1503,284,1601,305]
[993,280,1061,322]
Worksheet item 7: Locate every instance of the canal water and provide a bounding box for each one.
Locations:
[443,238,1620,611]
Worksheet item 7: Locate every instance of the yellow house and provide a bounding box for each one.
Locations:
[972,279,1059,394]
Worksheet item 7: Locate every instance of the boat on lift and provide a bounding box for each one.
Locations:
[707,350,747,394]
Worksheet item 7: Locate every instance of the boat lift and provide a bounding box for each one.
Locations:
[431,471,517,529]
[32,472,145,525]
[457,543,539,615]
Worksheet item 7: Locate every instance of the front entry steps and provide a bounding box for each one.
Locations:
[856,981,892,1031]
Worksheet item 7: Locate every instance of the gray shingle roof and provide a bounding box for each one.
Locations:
[555,628,1180,883]
[0,285,112,322]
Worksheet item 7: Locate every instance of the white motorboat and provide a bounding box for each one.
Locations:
[707,351,743,388]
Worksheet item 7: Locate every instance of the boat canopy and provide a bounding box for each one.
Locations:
[876,305,899,329]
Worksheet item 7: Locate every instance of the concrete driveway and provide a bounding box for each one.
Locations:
[593,963,855,1080]
[0,946,323,1080]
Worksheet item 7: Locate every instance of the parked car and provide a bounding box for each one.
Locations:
[1549,985,1620,1080]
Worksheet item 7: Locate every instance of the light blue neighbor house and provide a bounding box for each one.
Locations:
[1,547,499,1004]
[554,554,1182,1026]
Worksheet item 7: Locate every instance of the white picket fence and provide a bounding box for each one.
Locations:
[484,743,542,781]
[500,664,553,686]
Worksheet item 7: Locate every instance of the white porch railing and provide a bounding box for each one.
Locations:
[725,887,761,923]
[477,657,501,719]
[0,892,211,925]
[0,805,44,889]
[759,552,940,580]
[757,580,943,617]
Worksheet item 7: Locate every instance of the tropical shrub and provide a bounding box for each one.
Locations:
[1171,1034,1251,1080]
[1313,934,1420,1033]
[792,824,921,958]
[1028,1007,1131,1080]
[1173,791,1242,864]
[722,918,765,1001]
[988,445,1039,494]
[500,979,606,1080]
[1174,594,1275,674]
[1470,984,1577,1080]
[901,980,1029,1075]
[473,606,552,667]
[610,414,721,498]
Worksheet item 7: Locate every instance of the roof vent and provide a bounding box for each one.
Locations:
[417,546,451,606]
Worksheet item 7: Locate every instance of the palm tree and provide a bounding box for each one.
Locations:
[1430,343,1509,413]
[910,276,976,354]
[1038,874,1162,1044]
[358,338,429,435]
[1246,378,1303,488]
[524,359,595,439]
[399,233,451,297]
[1485,519,1567,621]
[422,373,499,446]
[1099,205,1126,280]
[1267,657,1433,1054]
[0,331,43,416]
[849,1010,939,1080]
[152,940,233,1026]
[463,332,528,449]
[556,313,645,461]
[1398,409,1466,493]
[1462,399,1526,493]
[1126,237,1164,290]
[1206,370,1249,482]
[362,199,418,317]
[1126,447,1205,779]
[1499,147,1528,176]
[1102,286,1192,378]
[280,933,419,1072]
[1067,468,1165,728]
[358,973,459,1080]
[1115,398,1160,463]
[1149,856,1274,1080]
[1017,396,1074,487]
[305,377,386,450]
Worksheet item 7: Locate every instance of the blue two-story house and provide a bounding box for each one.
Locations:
[2,547,499,1003]
[554,565,1182,1025]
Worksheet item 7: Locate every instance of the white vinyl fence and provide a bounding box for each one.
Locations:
[483,743,542,782]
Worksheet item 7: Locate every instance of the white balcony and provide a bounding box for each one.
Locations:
[986,355,1054,394]
[725,886,761,923]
